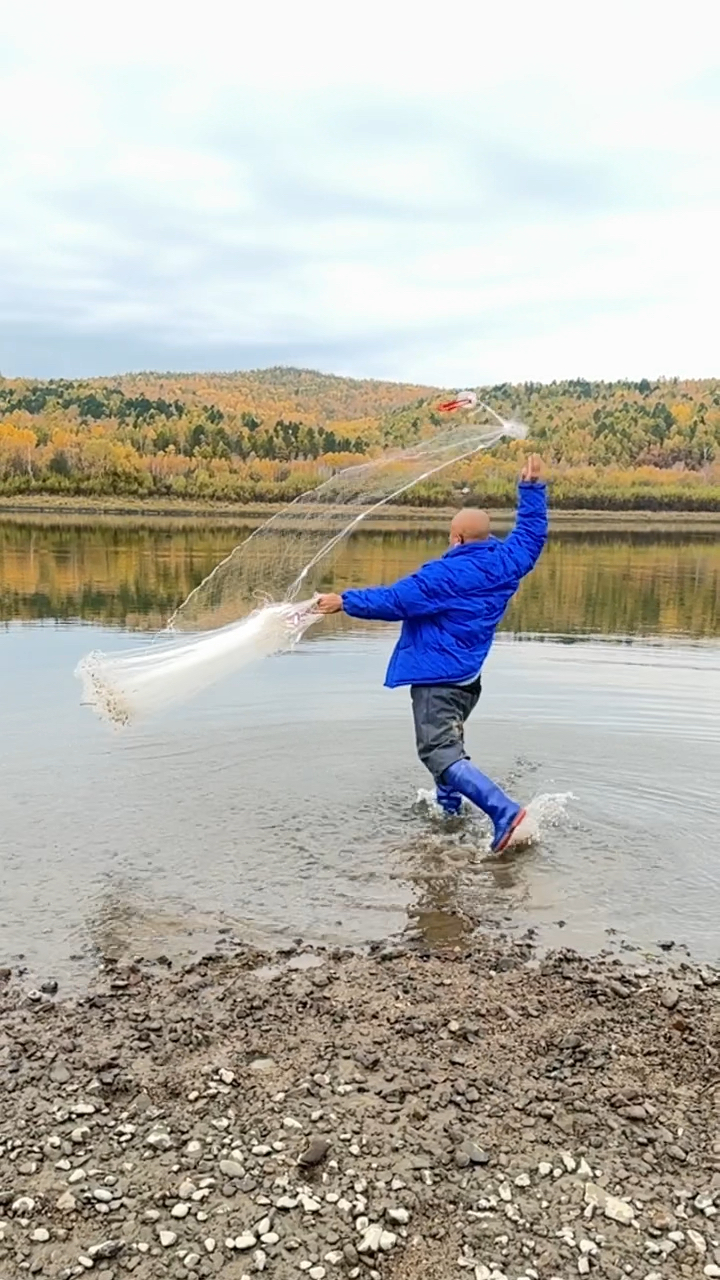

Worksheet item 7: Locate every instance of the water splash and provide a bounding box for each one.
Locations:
[416,788,575,851]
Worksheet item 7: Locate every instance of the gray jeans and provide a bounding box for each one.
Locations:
[410,677,482,781]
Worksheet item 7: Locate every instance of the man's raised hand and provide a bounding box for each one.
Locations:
[520,454,544,483]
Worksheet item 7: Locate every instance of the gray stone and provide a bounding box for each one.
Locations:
[146,1127,172,1151]
[298,1137,330,1168]
[358,1225,384,1254]
[12,1196,36,1214]
[386,1208,410,1225]
[459,1140,490,1166]
[584,1183,635,1225]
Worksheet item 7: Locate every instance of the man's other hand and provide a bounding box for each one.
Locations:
[520,453,544,482]
[315,593,344,614]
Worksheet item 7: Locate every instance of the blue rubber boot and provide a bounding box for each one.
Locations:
[435,783,463,816]
[440,758,526,852]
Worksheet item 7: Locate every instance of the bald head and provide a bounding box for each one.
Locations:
[449,507,491,547]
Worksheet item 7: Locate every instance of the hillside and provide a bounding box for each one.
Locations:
[0,369,719,510]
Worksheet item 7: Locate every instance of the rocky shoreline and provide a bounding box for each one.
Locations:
[2,935,720,1280]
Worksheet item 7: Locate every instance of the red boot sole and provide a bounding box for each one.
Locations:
[493,807,528,854]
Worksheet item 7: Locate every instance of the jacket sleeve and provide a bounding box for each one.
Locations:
[342,559,455,622]
[499,481,548,578]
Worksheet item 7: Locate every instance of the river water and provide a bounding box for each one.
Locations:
[1,518,718,986]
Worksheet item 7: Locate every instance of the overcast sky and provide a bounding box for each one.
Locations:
[1,0,719,385]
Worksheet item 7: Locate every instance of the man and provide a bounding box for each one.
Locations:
[315,453,548,853]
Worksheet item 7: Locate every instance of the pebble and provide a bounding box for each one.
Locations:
[159,1230,177,1247]
[358,1225,384,1254]
[12,1196,36,1214]
[309,1270,326,1280]
[688,1229,707,1255]
[387,1207,410,1225]
[298,1137,330,1167]
[584,1183,635,1225]
[90,1243,124,1261]
[171,1202,190,1218]
[458,1140,491,1166]
[235,1233,257,1250]
[204,1238,216,1253]
[57,1191,77,1212]
[146,1127,172,1150]
[219,1159,245,1178]
[705,1268,720,1279]
[32,1228,50,1242]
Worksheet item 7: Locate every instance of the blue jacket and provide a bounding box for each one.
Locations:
[342,481,548,687]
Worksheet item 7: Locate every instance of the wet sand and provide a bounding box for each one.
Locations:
[2,932,720,1280]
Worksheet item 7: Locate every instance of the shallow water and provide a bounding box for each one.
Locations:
[1,520,718,985]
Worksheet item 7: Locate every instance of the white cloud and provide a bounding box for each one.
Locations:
[1,0,719,381]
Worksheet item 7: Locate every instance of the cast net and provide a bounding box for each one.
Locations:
[76,396,526,726]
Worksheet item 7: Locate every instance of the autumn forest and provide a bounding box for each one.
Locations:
[0,367,719,510]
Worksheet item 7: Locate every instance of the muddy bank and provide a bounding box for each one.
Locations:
[2,497,719,532]
[2,935,720,1280]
